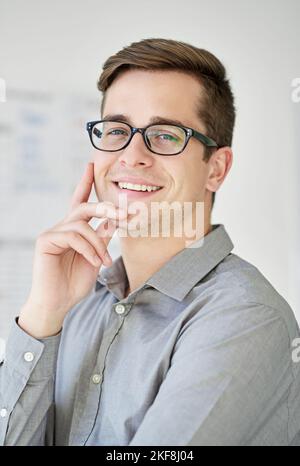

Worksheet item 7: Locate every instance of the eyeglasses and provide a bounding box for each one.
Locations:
[86,120,219,156]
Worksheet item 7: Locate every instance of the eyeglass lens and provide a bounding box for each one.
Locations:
[91,121,186,154]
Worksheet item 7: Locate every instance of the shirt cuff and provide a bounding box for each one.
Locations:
[4,317,62,382]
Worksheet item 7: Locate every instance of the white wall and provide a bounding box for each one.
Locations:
[0,0,299,340]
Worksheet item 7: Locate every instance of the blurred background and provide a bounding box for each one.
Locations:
[0,0,299,354]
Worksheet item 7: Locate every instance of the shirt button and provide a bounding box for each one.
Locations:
[0,408,7,418]
[23,352,34,362]
[115,304,125,315]
[92,374,102,384]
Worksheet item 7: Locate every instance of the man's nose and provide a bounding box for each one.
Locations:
[118,131,153,167]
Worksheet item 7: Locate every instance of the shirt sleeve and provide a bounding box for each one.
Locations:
[0,317,61,446]
[129,302,292,446]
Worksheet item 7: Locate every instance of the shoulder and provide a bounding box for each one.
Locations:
[185,252,299,344]
[215,252,289,308]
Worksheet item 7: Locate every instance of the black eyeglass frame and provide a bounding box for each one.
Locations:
[86,120,219,156]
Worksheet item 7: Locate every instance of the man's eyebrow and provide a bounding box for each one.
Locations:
[102,114,188,127]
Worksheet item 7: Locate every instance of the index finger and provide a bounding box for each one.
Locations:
[69,162,94,211]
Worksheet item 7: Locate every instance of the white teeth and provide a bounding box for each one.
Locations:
[117,182,161,192]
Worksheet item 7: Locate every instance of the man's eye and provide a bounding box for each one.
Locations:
[159,133,177,141]
[107,129,128,136]
[148,130,178,141]
[153,132,181,143]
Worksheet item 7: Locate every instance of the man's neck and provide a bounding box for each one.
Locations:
[119,222,212,298]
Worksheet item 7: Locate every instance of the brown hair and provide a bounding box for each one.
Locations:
[97,38,236,210]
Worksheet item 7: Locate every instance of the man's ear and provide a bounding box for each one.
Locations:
[205,146,233,193]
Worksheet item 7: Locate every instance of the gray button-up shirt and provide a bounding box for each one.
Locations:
[1,224,300,446]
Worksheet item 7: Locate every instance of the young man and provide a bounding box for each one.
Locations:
[1,38,300,446]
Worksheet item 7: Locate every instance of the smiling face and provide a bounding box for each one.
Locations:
[92,69,222,232]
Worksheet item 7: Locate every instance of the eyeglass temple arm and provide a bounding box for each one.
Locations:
[87,121,100,129]
[192,129,219,148]
[86,121,102,138]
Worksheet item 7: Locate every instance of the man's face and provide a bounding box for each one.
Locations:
[92,69,212,221]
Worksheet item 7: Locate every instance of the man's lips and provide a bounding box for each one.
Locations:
[111,181,164,197]
[111,176,163,188]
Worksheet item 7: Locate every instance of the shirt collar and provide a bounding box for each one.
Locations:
[95,224,234,301]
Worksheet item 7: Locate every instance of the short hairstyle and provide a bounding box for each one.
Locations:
[97,38,236,210]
